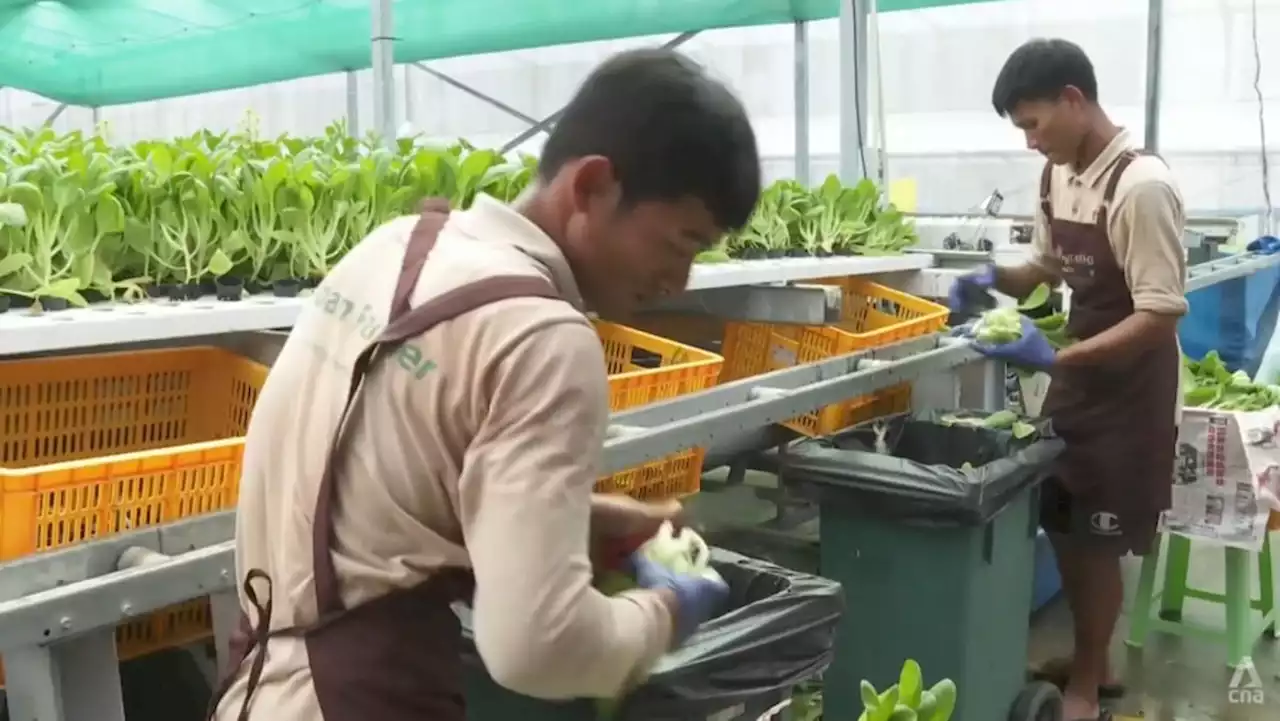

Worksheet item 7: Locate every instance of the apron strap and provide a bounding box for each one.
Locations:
[310,206,563,615]
[1039,160,1054,221]
[1096,151,1139,231]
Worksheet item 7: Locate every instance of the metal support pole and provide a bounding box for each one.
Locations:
[412,63,540,127]
[980,360,1006,411]
[43,103,68,127]
[90,107,101,128]
[867,0,888,186]
[370,0,396,146]
[838,0,870,183]
[499,31,700,154]
[403,66,415,129]
[1143,0,1164,152]
[346,71,360,138]
[794,21,811,185]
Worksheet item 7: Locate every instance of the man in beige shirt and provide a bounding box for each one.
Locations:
[949,39,1186,721]
[211,48,761,721]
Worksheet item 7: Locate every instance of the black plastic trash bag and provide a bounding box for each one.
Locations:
[760,409,1065,525]
[458,548,844,721]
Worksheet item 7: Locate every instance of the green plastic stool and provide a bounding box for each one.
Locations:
[1126,530,1276,669]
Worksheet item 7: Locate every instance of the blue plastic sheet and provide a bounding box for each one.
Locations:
[1178,264,1280,377]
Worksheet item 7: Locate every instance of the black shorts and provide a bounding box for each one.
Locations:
[1038,477,1160,556]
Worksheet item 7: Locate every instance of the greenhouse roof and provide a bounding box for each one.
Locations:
[0,0,985,107]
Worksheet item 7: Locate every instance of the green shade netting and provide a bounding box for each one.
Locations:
[0,0,991,107]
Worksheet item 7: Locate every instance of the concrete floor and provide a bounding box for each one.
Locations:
[1039,550,1279,721]
[689,472,1280,721]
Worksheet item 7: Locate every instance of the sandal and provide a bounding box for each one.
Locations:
[1028,657,1126,699]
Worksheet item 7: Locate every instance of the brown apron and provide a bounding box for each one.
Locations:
[209,199,563,721]
[1039,151,1180,519]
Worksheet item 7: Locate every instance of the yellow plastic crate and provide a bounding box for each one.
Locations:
[594,321,723,500]
[0,326,718,685]
[720,278,948,437]
[0,346,267,681]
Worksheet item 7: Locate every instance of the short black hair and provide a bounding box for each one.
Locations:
[540,48,760,231]
[991,38,1098,117]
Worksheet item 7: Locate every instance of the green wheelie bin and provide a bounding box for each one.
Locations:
[769,409,1066,721]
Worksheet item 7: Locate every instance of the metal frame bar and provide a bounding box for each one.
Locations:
[649,284,843,324]
[403,64,415,127]
[838,0,870,183]
[43,103,68,127]
[794,21,811,185]
[604,334,980,472]
[411,63,540,127]
[0,335,980,642]
[1186,252,1280,292]
[1143,0,1164,152]
[370,0,396,145]
[346,70,360,137]
[499,30,700,154]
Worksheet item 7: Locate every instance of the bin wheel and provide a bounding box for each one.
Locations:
[1009,681,1063,721]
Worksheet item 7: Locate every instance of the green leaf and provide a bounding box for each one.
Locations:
[861,679,881,710]
[207,249,234,277]
[0,201,28,226]
[926,680,956,721]
[73,254,96,288]
[980,409,1018,429]
[0,252,33,278]
[898,659,923,708]
[870,686,899,721]
[917,691,938,721]
[1011,421,1037,439]
[42,277,82,300]
[1017,283,1052,312]
[94,194,126,234]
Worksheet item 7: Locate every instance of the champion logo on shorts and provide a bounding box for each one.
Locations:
[1090,511,1123,536]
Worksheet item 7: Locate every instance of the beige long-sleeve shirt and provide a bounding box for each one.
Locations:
[216,195,672,721]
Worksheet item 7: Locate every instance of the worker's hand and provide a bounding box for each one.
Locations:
[631,553,729,645]
[590,494,685,539]
[971,316,1057,371]
[590,495,685,571]
[947,264,997,315]
[1247,235,1280,255]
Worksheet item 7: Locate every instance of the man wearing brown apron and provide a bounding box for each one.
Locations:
[210,48,760,721]
[950,39,1187,721]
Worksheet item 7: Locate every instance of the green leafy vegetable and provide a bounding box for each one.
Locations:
[693,248,732,264]
[856,660,956,721]
[0,122,919,308]
[971,290,1075,350]
[1183,351,1280,411]
[937,410,1041,449]
[592,521,723,719]
[723,174,917,260]
[1017,283,1051,312]
[971,307,1023,344]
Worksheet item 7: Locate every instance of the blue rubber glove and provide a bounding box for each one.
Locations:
[971,315,1057,371]
[630,553,729,645]
[947,263,997,315]
[1246,235,1280,255]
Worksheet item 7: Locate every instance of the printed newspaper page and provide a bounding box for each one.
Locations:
[1160,408,1280,550]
